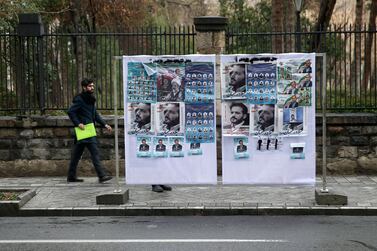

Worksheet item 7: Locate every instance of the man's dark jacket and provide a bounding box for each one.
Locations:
[68,92,106,144]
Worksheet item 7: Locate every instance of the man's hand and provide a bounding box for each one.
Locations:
[78,123,85,130]
[105,124,112,132]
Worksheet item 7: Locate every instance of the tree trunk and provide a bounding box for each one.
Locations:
[311,0,336,51]
[363,0,377,90]
[350,0,364,95]
[271,0,284,53]
[283,0,295,52]
[70,0,85,92]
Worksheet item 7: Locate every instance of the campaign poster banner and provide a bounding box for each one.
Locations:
[233,137,249,159]
[221,53,316,185]
[221,62,247,100]
[169,137,184,157]
[123,55,217,184]
[127,62,157,103]
[188,142,203,156]
[156,63,185,102]
[222,101,250,136]
[127,102,155,135]
[136,136,152,158]
[185,103,215,143]
[184,62,215,103]
[155,102,185,136]
[277,57,313,108]
[278,107,307,137]
[153,136,168,158]
[250,104,276,136]
[246,63,277,105]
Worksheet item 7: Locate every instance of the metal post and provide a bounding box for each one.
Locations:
[37,36,45,114]
[320,53,328,193]
[113,57,121,193]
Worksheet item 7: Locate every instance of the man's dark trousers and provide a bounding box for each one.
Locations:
[68,142,107,179]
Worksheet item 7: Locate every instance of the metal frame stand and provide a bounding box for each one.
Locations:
[315,53,347,205]
[96,56,129,205]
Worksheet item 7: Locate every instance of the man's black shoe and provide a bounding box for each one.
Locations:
[67,177,84,183]
[152,185,164,193]
[160,185,172,191]
[99,175,113,183]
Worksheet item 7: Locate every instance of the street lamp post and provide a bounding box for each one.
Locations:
[293,0,304,52]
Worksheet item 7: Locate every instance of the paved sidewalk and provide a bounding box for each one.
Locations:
[1,176,377,216]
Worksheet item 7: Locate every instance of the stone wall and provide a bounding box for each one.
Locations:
[0,114,377,177]
[316,113,377,175]
[0,116,124,177]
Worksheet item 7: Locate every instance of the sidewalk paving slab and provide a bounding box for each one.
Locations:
[1,176,377,216]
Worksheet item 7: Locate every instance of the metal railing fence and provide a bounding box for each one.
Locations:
[226,25,377,111]
[0,26,196,114]
[1,24,376,114]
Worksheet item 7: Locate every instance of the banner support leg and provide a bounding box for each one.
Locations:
[96,56,128,205]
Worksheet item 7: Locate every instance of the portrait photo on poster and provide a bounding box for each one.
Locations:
[233,137,249,159]
[127,62,157,103]
[222,62,247,99]
[277,72,312,108]
[277,91,311,108]
[279,107,306,136]
[188,142,203,156]
[169,136,184,157]
[250,104,276,136]
[222,102,250,136]
[290,142,306,159]
[153,136,168,158]
[277,57,312,81]
[127,102,155,135]
[156,102,184,136]
[156,63,185,102]
[136,136,152,158]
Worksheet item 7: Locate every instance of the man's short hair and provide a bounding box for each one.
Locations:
[230,102,248,115]
[166,103,179,109]
[81,78,94,88]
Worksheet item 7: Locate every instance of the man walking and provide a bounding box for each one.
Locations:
[67,78,113,183]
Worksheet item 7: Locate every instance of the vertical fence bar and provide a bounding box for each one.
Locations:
[363,24,367,107]
[375,27,377,107]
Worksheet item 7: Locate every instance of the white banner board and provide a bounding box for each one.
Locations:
[221,53,316,185]
[123,55,217,184]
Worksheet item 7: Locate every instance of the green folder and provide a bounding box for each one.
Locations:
[74,123,97,141]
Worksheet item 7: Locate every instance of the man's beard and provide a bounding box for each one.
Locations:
[81,91,96,105]
[164,118,179,128]
[230,117,242,125]
[135,117,150,127]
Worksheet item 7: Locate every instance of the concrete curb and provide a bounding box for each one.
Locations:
[5,206,377,217]
[0,189,36,216]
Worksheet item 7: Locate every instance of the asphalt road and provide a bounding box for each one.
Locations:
[1,216,377,251]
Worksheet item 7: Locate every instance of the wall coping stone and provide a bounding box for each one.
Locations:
[1,113,376,128]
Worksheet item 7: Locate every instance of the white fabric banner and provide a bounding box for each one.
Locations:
[123,55,217,184]
[221,53,316,185]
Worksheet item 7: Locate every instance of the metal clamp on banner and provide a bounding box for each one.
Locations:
[238,57,277,63]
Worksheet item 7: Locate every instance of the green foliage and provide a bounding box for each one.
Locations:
[0,191,21,200]
[220,0,271,29]
[0,0,67,30]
